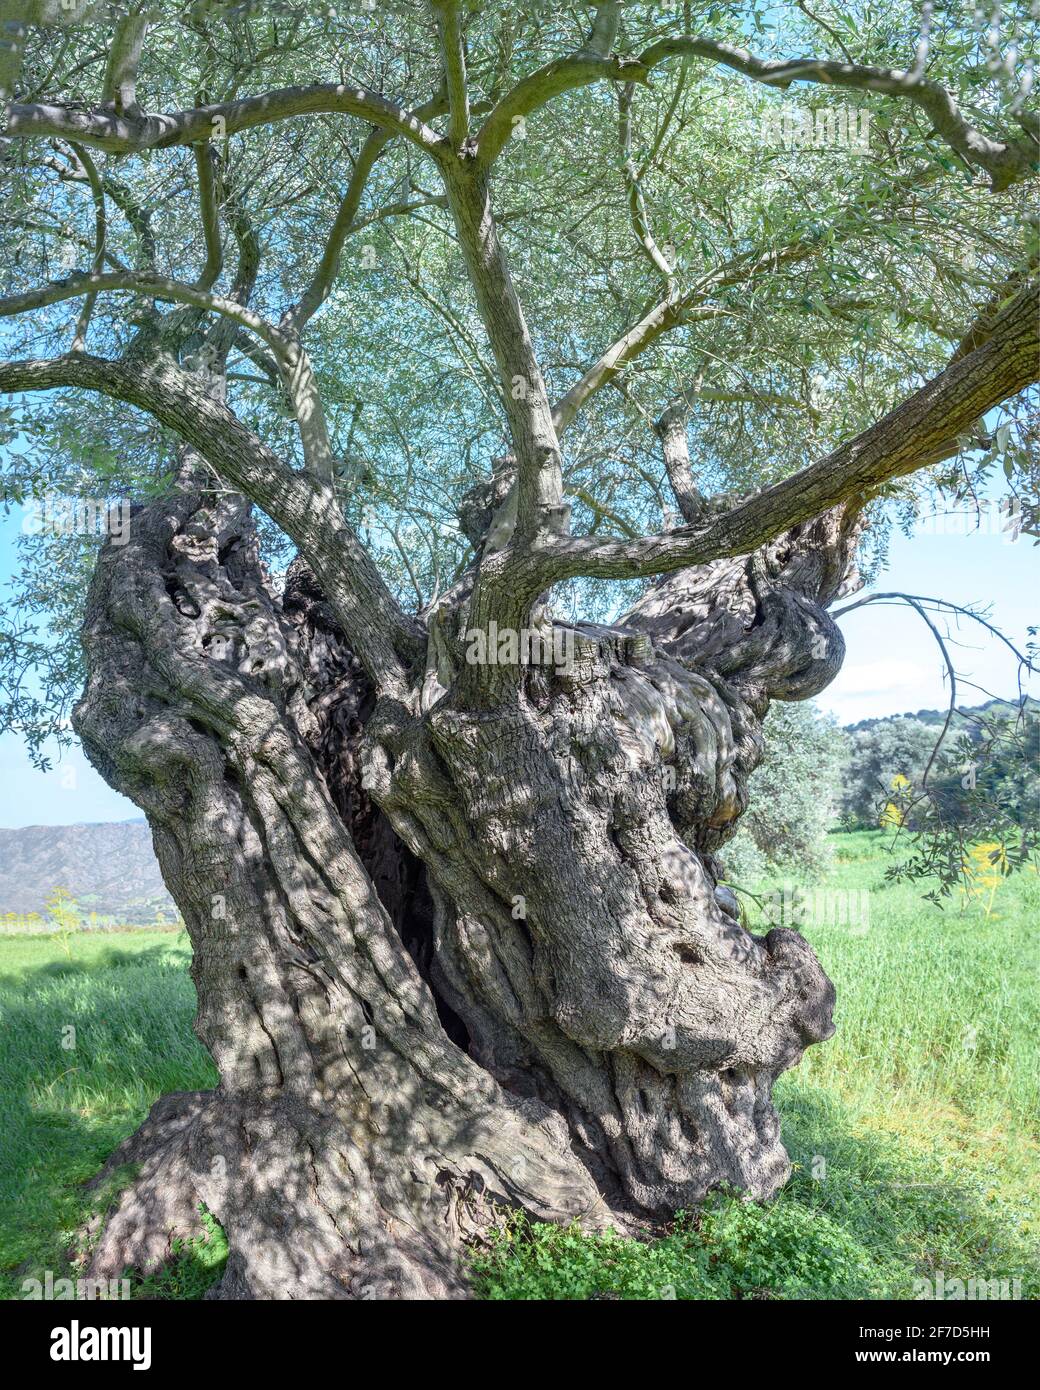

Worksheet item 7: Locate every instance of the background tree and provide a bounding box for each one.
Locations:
[721,701,847,881]
[876,699,1040,898]
[840,714,939,826]
[0,1,1036,1298]
[42,884,80,956]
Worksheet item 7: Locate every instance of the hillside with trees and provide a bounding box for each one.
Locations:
[0,820,174,924]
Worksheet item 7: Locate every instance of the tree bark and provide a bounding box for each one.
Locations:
[73,474,604,1299]
[362,509,854,1212]
[74,473,853,1295]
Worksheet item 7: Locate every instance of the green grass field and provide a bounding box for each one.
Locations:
[1,832,1036,1300]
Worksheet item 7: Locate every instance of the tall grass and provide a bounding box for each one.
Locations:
[0,932,215,1295]
[758,831,1040,1130]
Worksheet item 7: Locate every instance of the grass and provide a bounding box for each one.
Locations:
[1,833,1036,1300]
[0,932,219,1299]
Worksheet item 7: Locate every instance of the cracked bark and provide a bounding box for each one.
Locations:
[363,508,854,1213]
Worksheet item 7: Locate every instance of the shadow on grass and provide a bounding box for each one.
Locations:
[0,1096,227,1302]
[0,942,185,988]
[773,1085,1034,1294]
[2,946,1032,1301]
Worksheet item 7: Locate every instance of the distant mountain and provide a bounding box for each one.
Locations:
[844,695,1039,734]
[0,820,176,923]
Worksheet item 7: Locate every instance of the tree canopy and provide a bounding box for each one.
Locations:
[0,0,1036,733]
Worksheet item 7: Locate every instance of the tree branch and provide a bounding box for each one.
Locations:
[442,163,565,543]
[5,83,446,156]
[67,142,105,351]
[551,303,730,437]
[283,86,454,332]
[0,12,28,105]
[100,9,147,115]
[0,269,273,349]
[284,124,393,331]
[551,234,816,435]
[473,0,625,165]
[638,36,1038,192]
[431,0,469,149]
[618,82,676,290]
[654,376,703,524]
[585,2,621,58]
[476,30,1036,189]
[476,52,644,166]
[0,352,421,693]
[553,233,834,436]
[0,269,339,479]
[523,278,1039,592]
[193,144,223,291]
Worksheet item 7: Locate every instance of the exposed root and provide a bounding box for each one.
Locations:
[83,1090,213,1280]
[80,1087,605,1300]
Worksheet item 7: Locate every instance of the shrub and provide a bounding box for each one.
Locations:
[721,701,846,880]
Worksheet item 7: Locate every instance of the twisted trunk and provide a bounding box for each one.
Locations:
[364,509,854,1211]
[75,477,852,1296]
[74,476,604,1299]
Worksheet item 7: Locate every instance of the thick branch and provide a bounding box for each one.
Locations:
[0,13,28,105]
[477,31,1035,189]
[193,144,223,290]
[638,36,1037,191]
[0,269,338,477]
[655,378,703,524]
[552,301,728,436]
[523,279,1039,593]
[442,164,564,542]
[473,0,627,165]
[6,84,446,155]
[100,10,147,114]
[0,352,421,692]
[431,0,469,149]
[476,50,646,165]
[585,2,621,58]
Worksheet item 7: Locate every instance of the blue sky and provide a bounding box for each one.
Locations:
[819,512,1036,726]
[0,493,1036,828]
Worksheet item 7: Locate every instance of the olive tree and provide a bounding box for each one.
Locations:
[0,0,1036,1298]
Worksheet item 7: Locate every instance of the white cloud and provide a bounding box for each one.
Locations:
[829,659,930,697]
[816,658,945,725]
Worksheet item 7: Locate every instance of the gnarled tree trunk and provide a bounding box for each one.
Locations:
[74,470,851,1297]
[74,473,604,1300]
